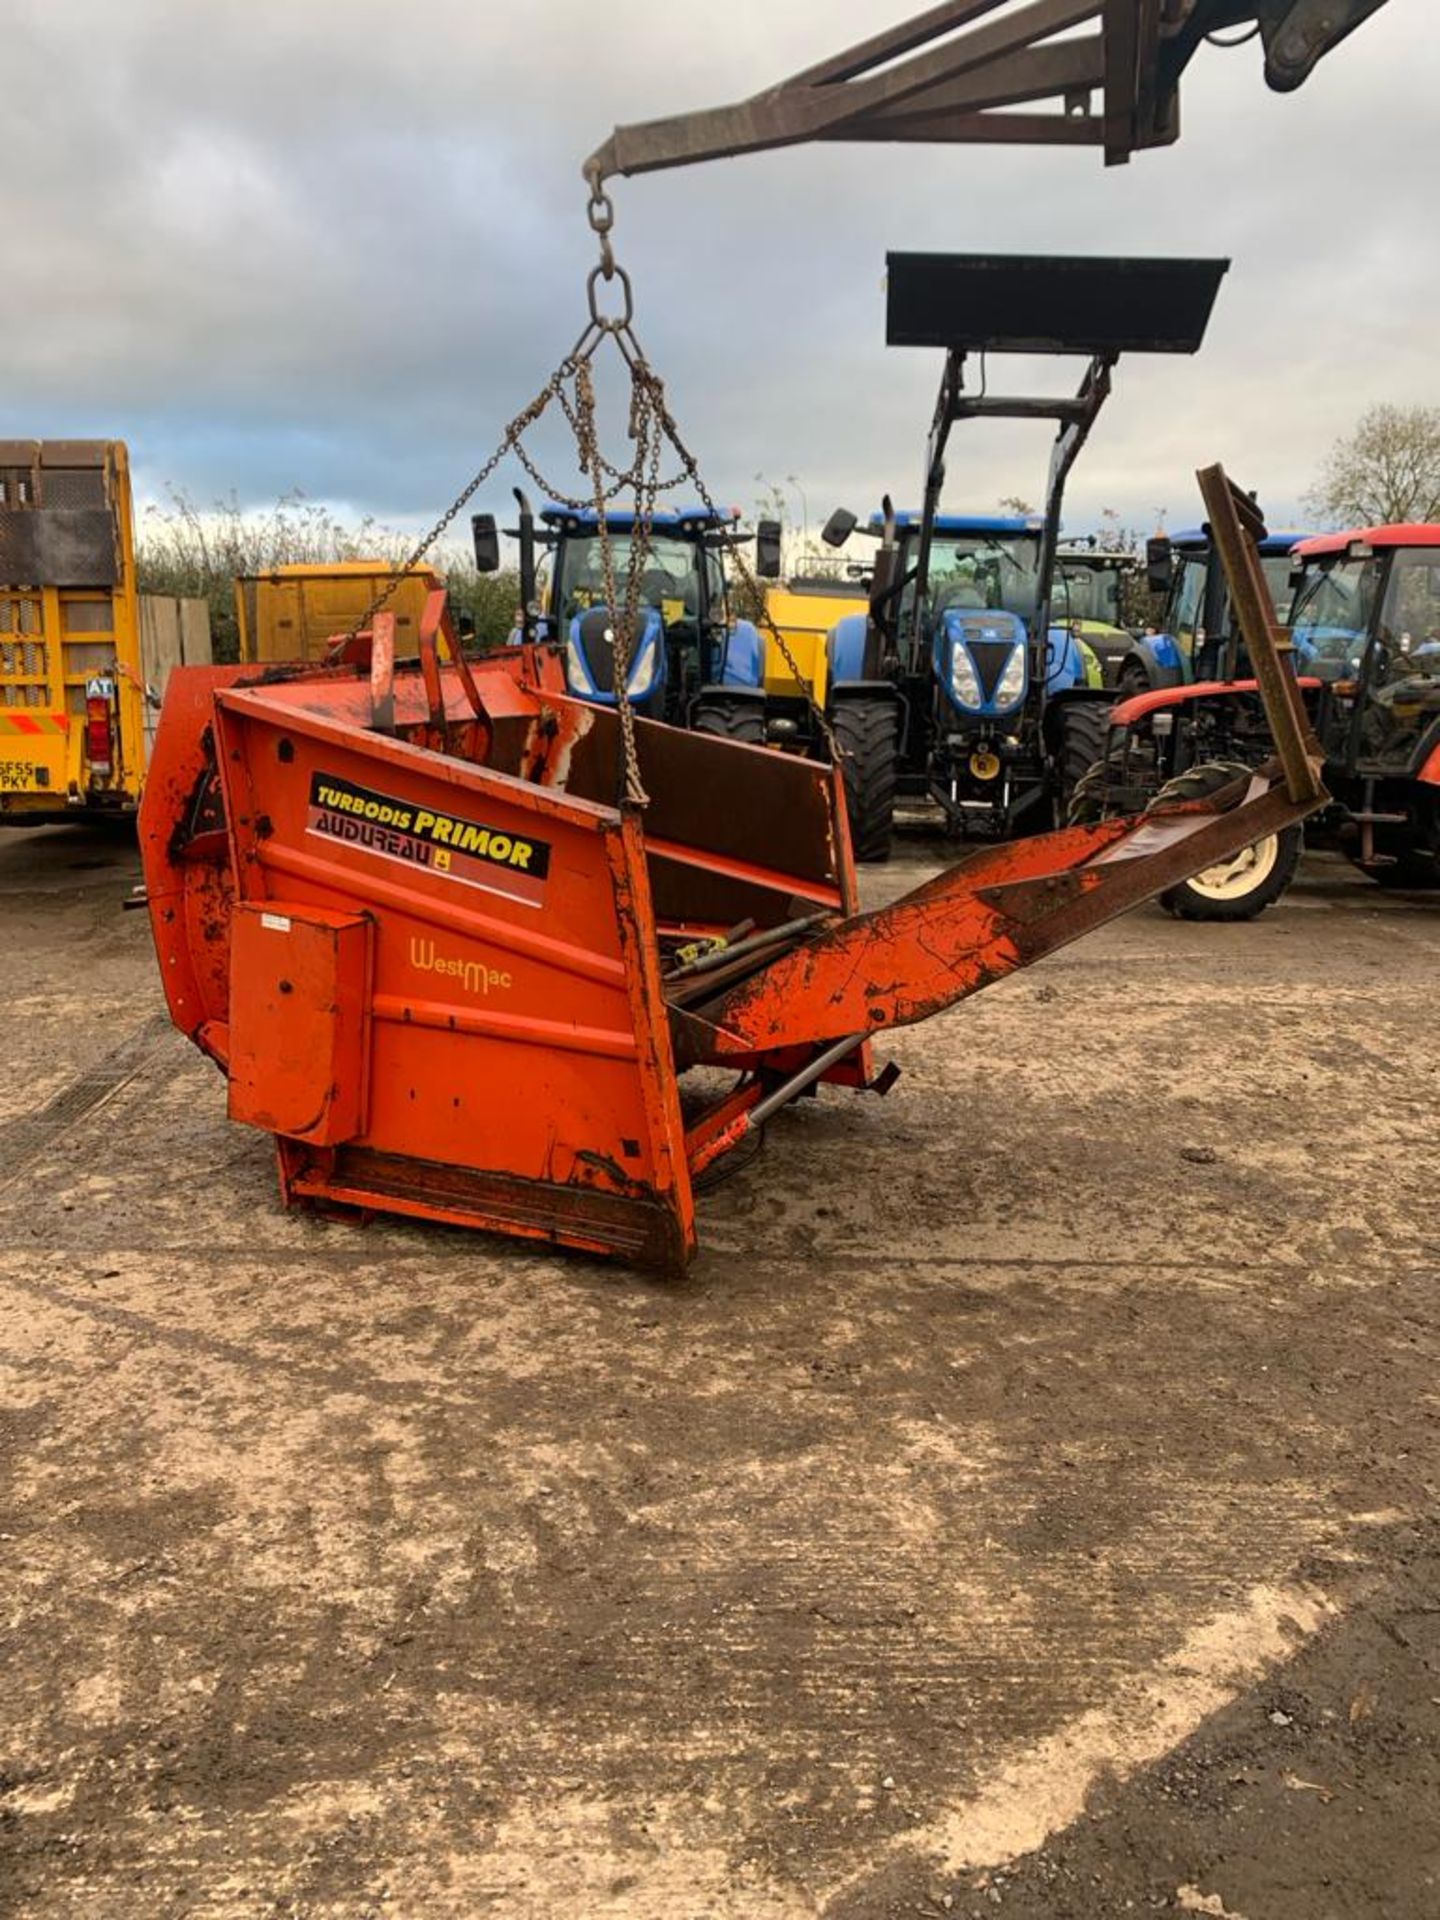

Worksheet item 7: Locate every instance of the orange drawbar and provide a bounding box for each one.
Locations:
[141,558,1325,1267]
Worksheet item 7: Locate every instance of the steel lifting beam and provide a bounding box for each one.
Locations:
[585,1,1393,182]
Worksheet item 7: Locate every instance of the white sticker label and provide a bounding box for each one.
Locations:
[260,912,292,933]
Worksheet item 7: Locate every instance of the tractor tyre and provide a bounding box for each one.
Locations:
[693,700,766,749]
[1054,702,1111,825]
[1067,753,1119,826]
[832,698,898,864]
[1150,760,1302,922]
[1117,660,1152,699]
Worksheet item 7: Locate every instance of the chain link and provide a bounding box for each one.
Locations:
[572,357,650,808]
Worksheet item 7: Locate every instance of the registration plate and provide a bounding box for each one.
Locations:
[0,759,39,791]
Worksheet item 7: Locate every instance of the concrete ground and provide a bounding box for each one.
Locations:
[1,821,1437,1919]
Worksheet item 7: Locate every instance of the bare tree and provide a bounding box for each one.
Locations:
[1304,404,1440,528]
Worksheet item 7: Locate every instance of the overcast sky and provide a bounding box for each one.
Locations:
[5,1,1433,543]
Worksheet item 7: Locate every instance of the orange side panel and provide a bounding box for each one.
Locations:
[228,904,373,1145]
[208,675,696,1265]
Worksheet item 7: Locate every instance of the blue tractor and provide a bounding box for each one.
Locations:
[809,504,1109,855]
[807,251,1231,857]
[474,494,777,742]
[1116,523,1311,694]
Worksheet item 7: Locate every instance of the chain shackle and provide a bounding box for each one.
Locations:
[586,263,634,333]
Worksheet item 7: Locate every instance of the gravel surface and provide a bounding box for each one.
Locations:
[2,822,1437,1918]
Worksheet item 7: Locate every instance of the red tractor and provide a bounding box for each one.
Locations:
[1288,524,1440,889]
[1071,521,1440,914]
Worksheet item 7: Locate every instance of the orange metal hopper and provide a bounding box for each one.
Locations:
[140,556,1324,1267]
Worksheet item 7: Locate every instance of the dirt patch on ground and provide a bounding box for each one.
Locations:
[2,825,1438,1916]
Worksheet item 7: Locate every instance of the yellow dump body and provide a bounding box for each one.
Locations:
[235,564,440,664]
[0,440,151,823]
[761,581,869,707]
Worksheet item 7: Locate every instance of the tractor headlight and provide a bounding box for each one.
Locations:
[948,639,982,709]
[994,643,1027,709]
[627,634,660,701]
[565,635,592,694]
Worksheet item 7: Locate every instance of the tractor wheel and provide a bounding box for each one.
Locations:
[1150,760,1301,922]
[1054,702,1111,825]
[832,698,898,864]
[1067,753,1119,826]
[692,699,765,748]
[1117,660,1152,698]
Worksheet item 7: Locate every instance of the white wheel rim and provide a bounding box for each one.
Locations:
[1185,834,1279,902]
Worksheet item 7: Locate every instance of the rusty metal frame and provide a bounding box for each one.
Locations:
[585,1,1392,181]
[1197,461,1325,806]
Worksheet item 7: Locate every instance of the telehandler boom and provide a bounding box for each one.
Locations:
[586,1,1390,182]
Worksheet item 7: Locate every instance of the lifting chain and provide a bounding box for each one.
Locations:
[347,175,842,813]
[579,173,840,766]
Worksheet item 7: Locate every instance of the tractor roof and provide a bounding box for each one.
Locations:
[874,512,1044,536]
[541,503,738,534]
[1294,524,1440,559]
[1170,526,1311,555]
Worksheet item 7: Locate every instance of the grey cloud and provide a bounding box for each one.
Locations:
[3,1,1433,538]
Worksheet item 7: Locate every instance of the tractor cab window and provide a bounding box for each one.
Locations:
[1167,553,1206,649]
[1355,551,1440,766]
[1053,561,1122,628]
[1290,556,1382,652]
[554,533,706,626]
[1260,552,1299,621]
[1378,552,1440,664]
[1289,554,1383,677]
[916,532,1042,627]
[703,548,727,622]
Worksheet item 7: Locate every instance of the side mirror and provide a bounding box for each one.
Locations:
[1145,535,1174,596]
[471,513,501,574]
[822,508,858,549]
[755,518,783,580]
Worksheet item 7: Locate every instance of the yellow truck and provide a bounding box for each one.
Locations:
[0,439,209,826]
[234,562,440,664]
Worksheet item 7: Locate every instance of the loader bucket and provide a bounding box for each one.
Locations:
[885,253,1229,355]
[140,486,1326,1268]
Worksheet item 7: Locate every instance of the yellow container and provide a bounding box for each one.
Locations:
[761,582,872,708]
[235,563,440,665]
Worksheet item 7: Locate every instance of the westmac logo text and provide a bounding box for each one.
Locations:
[410,937,513,997]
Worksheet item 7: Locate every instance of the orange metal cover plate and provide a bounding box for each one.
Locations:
[228,904,372,1144]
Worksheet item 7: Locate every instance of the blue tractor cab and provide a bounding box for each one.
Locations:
[1119,524,1312,693]
[813,251,1230,853]
[479,494,769,735]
